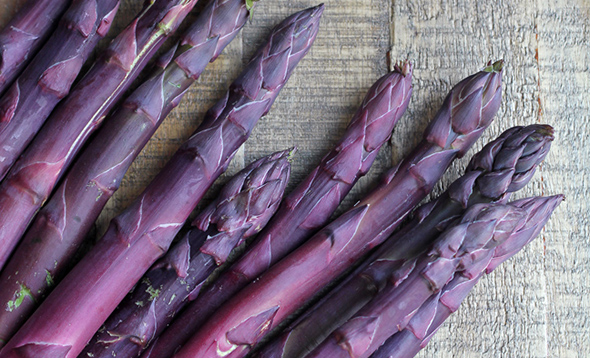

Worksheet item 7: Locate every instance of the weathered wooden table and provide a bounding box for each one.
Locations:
[1,0,588,357]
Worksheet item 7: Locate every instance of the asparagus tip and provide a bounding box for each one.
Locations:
[287,146,297,162]
[484,59,504,73]
[535,124,555,139]
[394,60,412,77]
[313,3,326,15]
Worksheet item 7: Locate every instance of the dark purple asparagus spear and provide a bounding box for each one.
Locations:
[0,5,322,357]
[0,0,70,96]
[143,61,414,358]
[306,201,530,358]
[172,61,503,358]
[0,0,250,345]
[82,149,291,358]
[254,124,554,358]
[0,0,120,171]
[370,195,563,358]
[0,0,199,270]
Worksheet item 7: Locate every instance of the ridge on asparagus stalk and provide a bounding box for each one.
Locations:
[0,0,71,96]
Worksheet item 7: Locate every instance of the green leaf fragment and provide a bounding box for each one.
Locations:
[146,285,161,301]
[245,0,259,16]
[45,270,54,287]
[6,284,35,312]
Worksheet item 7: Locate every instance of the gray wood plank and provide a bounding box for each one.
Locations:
[536,1,590,357]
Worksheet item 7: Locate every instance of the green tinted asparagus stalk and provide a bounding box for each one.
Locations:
[0,5,322,358]
[143,62,413,358]
[0,0,198,270]
[82,149,291,358]
[254,124,554,358]
[0,0,120,173]
[0,0,250,344]
[307,201,531,358]
[173,62,503,358]
[0,0,70,96]
[370,195,563,358]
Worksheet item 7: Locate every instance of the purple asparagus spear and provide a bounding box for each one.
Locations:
[0,0,71,96]
[0,5,322,358]
[172,61,503,358]
[254,124,554,358]
[143,61,414,358]
[306,201,531,358]
[0,0,120,170]
[370,195,564,358]
[0,0,199,270]
[82,149,291,358]
[0,0,250,345]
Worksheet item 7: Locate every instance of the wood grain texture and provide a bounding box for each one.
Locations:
[0,0,587,356]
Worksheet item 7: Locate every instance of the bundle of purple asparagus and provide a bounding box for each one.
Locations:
[370,195,563,358]
[171,61,503,358]
[306,197,558,358]
[0,0,71,96]
[0,0,566,356]
[0,0,120,171]
[0,0,199,270]
[0,5,322,357]
[254,124,554,358]
[0,0,251,345]
[144,60,414,358]
[82,149,292,358]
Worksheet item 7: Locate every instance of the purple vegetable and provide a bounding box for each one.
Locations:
[0,5,321,357]
[0,0,249,345]
[82,149,291,358]
[0,0,199,270]
[369,195,564,358]
[172,61,503,358]
[144,61,413,358]
[0,0,120,174]
[307,201,531,358]
[254,124,554,358]
[0,0,71,96]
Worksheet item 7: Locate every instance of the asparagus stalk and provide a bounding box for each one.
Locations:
[0,0,70,96]
[307,200,534,358]
[0,0,250,344]
[172,62,503,358]
[0,0,199,270]
[369,195,564,358]
[82,149,291,358]
[0,0,120,170]
[143,62,414,358]
[0,6,322,358]
[254,124,554,358]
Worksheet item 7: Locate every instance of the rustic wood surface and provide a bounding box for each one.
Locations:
[1,0,588,356]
